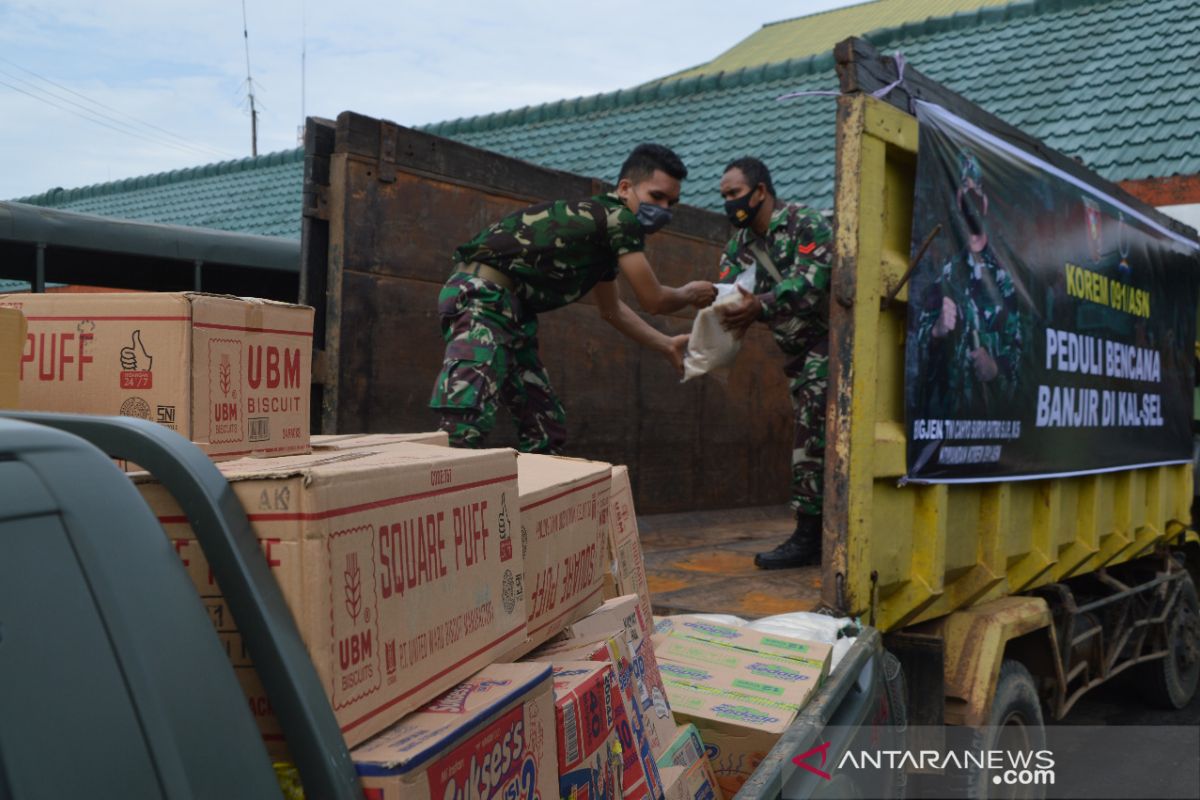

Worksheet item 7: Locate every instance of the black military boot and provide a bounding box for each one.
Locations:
[754,513,822,569]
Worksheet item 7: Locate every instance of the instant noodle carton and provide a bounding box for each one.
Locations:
[659,679,799,797]
[553,662,621,800]
[654,637,824,704]
[353,662,557,800]
[529,624,675,763]
[656,616,831,676]
[136,442,525,751]
[0,292,313,459]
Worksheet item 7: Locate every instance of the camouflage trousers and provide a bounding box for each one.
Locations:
[785,339,829,516]
[429,272,567,454]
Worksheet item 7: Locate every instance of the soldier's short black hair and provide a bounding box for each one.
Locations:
[724,157,776,198]
[619,144,688,183]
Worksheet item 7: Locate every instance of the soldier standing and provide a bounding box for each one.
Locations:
[913,151,1025,418]
[430,143,716,453]
[715,158,833,569]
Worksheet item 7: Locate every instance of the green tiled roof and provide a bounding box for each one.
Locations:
[12,148,304,239]
[428,0,1200,214]
[660,0,1012,82]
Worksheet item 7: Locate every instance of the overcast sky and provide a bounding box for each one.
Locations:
[0,0,864,199]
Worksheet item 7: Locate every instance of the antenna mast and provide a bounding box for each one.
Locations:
[241,0,258,156]
[299,0,307,144]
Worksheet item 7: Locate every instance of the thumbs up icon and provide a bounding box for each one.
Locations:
[120,330,153,371]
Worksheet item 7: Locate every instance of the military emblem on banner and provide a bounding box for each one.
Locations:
[1082,196,1103,262]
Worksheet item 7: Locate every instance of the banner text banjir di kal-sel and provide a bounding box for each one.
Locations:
[904,101,1200,482]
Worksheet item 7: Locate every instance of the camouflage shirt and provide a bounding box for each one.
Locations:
[913,243,1027,416]
[717,202,833,356]
[454,193,644,315]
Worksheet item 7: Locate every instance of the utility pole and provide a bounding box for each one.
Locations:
[242,0,258,156]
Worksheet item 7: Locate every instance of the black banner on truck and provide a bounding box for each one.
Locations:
[904,101,1200,483]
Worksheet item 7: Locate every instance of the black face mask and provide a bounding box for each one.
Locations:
[724,190,762,228]
[635,202,672,234]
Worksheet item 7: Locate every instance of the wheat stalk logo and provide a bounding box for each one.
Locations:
[344,553,362,623]
[219,355,232,397]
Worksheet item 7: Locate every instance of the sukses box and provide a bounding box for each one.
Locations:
[353,662,557,800]
[136,442,525,749]
[504,454,611,658]
[0,292,313,459]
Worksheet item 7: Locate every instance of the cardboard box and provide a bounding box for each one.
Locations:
[568,593,650,644]
[0,292,313,459]
[661,680,798,797]
[658,661,818,714]
[570,598,673,759]
[656,723,706,771]
[659,616,832,676]
[586,646,665,800]
[655,637,824,703]
[1,307,26,409]
[553,662,621,800]
[660,762,723,800]
[136,442,525,750]
[353,662,557,800]
[658,724,726,800]
[504,453,611,659]
[529,626,675,762]
[312,431,449,449]
[608,465,653,630]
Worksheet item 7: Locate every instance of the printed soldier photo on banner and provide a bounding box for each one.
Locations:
[904,100,1199,483]
[908,148,1033,424]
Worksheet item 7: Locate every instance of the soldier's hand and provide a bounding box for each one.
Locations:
[664,333,689,374]
[718,286,760,335]
[684,281,717,309]
[932,296,957,338]
[970,347,999,382]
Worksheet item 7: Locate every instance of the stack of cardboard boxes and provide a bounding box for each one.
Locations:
[1,292,831,798]
[652,616,832,796]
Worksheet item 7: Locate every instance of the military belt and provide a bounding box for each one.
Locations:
[457,261,515,291]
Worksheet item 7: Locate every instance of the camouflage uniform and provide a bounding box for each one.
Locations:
[718,203,833,514]
[913,244,1025,417]
[430,193,645,452]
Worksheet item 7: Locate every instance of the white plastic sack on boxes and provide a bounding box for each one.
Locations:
[682,265,757,382]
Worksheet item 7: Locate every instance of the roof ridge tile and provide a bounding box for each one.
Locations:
[14,147,304,207]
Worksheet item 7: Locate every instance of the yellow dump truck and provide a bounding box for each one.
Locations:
[645,40,1200,800]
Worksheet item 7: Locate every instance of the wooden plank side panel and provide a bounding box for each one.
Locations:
[326,118,792,513]
[333,153,735,306]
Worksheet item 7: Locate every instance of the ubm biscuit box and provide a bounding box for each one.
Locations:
[605,465,653,629]
[1,307,26,409]
[136,442,525,750]
[312,431,449,450]
[503,454,612,659]
[353,662,557,800]
[0,292,313,459]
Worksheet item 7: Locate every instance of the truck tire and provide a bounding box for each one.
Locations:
[1136,575,1200,710]
[948,659,1047,800]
